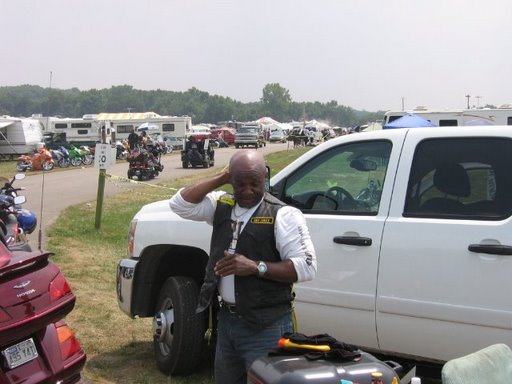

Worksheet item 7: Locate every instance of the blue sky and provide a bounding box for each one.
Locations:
[1,0,511,112]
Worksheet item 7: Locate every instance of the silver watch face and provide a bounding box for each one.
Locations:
[258,262,267,275]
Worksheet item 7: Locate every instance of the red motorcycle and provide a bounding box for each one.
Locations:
[16,147,55,172]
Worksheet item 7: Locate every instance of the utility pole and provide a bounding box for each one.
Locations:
[401,97,405,111]
[475,95,481,108]
[46,71,53,125]
[465,94,471,109]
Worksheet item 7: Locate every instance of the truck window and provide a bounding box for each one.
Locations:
[404,138,512,220]
[280,140,391,215]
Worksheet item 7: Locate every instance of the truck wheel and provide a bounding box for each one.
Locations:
[153,276,206,375]
[182,161,188,168]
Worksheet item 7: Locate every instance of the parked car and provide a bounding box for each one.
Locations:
[210,128,236,145]
[0,238,86,382]
[269,129,287,143]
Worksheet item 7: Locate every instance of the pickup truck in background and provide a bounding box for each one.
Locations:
[234,123,266,148]
[116,126,512,375]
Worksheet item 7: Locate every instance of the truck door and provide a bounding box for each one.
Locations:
[378,130,512,361]
[273,133,404,350]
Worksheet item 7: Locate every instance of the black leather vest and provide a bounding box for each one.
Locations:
[196,192,294,329]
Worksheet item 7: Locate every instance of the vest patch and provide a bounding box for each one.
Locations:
[251,217,274,224]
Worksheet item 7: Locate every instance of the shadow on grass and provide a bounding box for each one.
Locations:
[84,341,215,384]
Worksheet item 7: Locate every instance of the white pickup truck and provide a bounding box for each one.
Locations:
[116,126,512,375]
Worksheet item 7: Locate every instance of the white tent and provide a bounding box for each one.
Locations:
[268,122,293,132]
[256,116,279,125]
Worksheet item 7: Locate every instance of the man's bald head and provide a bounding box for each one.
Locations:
[229,150,266,175]
[229,150,267,208]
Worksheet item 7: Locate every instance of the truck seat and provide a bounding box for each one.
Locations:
[420,163,470,214]
[442,343,512,384]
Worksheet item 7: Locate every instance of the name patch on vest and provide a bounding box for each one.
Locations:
[251,217,274,224]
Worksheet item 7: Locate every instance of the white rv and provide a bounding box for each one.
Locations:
[96,112,191,140]
[43,116,104,145]
[383,105,512,126]
[0,117,44,159]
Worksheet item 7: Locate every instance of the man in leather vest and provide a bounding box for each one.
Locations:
[170,150,316,384]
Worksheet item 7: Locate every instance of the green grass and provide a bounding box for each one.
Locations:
[45,147,311,384]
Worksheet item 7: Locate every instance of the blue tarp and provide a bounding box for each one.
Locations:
[383,113,437,129]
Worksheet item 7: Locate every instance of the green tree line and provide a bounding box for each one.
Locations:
[0,83,384,127]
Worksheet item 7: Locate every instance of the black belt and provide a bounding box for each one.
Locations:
[220,300,237,314]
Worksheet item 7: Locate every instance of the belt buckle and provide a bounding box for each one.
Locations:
[221,300,237,314]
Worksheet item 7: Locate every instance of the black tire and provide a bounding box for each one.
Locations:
[153,276,206,375]
[42,160,54,171]
[58,158,70,168]
[82,155,93,165]
[16,161,28,172]
[182,162,188,168]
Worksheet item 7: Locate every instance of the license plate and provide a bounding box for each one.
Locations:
[2,338,38,369]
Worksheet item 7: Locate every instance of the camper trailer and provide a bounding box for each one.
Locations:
[96,112,191,141]
[383,106,512,126]
[43,116,105,146]
[0,117,44,159]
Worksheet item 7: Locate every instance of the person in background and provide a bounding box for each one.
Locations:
[128,128,139,150]
[139,131,148,148]
[169,150,317,384]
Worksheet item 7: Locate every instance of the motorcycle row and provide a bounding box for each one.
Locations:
[0,173,87,382]
[16,140,135,172]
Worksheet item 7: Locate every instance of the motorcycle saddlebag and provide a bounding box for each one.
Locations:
[248,351,401,384]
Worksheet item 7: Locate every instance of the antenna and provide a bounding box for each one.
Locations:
[38,71,52,251]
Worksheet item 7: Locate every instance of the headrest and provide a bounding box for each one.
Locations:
[434,163,470,198]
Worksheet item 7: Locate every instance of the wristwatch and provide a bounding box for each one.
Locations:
[257,261,267,277]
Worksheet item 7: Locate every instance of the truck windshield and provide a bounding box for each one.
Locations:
[238,128,257,133]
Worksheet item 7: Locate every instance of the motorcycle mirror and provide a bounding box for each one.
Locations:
[14,195,26,205]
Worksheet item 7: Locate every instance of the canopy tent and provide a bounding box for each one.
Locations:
[268,122,293,132]
[96,112,161,120]
[383,113,437,129]
[256,116,279,125]
[136,122,159,132]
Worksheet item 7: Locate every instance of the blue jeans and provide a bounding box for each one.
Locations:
[214,307,293,384]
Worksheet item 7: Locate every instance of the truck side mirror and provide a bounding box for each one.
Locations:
[265,165,271,192]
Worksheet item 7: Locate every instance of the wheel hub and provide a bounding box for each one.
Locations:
[153,308,174,343]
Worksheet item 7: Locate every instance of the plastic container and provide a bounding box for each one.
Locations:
[248,351,401,384]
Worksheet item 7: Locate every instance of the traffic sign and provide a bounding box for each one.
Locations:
[94,143,116,169]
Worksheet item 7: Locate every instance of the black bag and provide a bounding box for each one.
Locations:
[271,332,361,362]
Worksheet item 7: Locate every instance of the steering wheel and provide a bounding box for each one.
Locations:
[325,186,356,210]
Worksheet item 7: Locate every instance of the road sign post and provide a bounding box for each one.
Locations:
[94,142,116,229]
